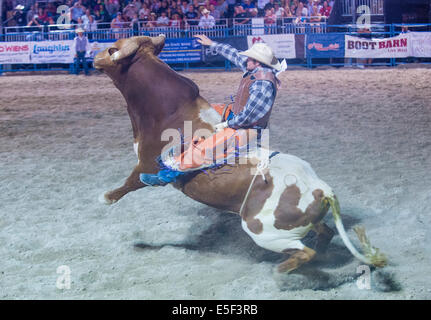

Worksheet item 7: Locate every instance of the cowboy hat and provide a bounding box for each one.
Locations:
[75,27,85,33]
[15,5,25,10]
[201,8,210,14]
[239,42,282,71]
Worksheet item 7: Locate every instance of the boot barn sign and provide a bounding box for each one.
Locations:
[345,32,431,58]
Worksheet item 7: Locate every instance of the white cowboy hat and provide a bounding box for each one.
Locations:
[201,8,210,14]
[15,5,25,10]
[75,28,85,33]
[239,42,282,71]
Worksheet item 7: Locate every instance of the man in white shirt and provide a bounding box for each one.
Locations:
[198,8,215,28]
[156,11,170,27]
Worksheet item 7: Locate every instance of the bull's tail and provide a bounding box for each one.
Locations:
[324,196,387,268]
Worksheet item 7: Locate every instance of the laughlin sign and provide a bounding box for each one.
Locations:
[345,34,410,58]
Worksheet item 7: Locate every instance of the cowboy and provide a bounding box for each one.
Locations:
[140,34,284,186]
[74,27,90,76]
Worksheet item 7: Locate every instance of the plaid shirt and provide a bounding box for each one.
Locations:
[209,41,276,129]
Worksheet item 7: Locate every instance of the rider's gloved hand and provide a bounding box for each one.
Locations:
[214,121,228,132]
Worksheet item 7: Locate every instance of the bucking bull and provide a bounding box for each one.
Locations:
[94,35,387,273]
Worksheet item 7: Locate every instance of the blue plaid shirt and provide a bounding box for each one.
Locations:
[209,41,277,129]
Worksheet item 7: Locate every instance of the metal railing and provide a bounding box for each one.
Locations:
[1,17,329,42]
[341,0,384,16]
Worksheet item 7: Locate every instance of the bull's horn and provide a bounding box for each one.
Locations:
[111,36,148,62]
[152,34,166,47]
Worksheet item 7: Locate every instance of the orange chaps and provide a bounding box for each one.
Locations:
[174,128,258,171]
[165,103,258,172]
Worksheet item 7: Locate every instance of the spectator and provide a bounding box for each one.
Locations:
[146,12,157,28]
[198,8,215,28]
[306,0,314,16]
[249,7,258,18]
[93,9,104,25]
[73,28,90,76]
[157,11,170,26]
[123,2,139,20]
[111,12,124,39]
[157,0,169,15]
[132,0,143,11]
[131,12,140,35]
[319,1,331,18]
[71,0,86,23]
[192,0,201,12]
[36,7,50,25]
[233,5,250,25]
[27,9,42,31]
[214,0,228,19]
[76,16,85,30]
[284,2,293,18]
[264,7,276,30]
[257,0,270,16]
[209,4,220,20]
[81,8,94,28]
[241,0,255,11]
[184,4,199,25]
[294,1,307,23]
[273,2,284,19]
[26,4,36,25]
[12,5,26,31]
[139,2,151,17]
[85,14,98,36]
[45,2,57,19]
[170,1,180,15]
[180,0,189,14]
[309,4,322,31]
[170,12,183,28]
[105,0,120,18]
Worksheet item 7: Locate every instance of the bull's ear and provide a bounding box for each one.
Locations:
[151,34,166,56]
[110,37,148,62]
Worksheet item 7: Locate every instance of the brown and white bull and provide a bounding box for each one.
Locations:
[94,35,386,273]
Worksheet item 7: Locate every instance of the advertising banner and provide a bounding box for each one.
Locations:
[306,34,345,58]
[30,40,75,63]
[88,41,114,58]
[0,42,31,64]
[202,37,248,63]
[159,38,202,63]
[409,32,431,57]
[247,34,296,59]
[345,33,410,58]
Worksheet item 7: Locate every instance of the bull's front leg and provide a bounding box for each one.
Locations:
[100,164,146,205]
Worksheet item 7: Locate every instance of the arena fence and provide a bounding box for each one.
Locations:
[0,23,430,75]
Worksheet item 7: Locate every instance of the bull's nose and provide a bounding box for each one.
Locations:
[93,57,102,70]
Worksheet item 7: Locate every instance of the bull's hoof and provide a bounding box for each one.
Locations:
[98,192,117,205]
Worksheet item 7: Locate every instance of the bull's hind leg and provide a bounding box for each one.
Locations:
[278,247,316,273]
[101,164,146,204]
[313,222,335,253]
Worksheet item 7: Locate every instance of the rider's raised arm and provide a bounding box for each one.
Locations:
[209,41,248,72]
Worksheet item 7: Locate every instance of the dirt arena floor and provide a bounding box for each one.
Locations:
[1,66,430,299]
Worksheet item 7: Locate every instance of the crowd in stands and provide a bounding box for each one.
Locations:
[2,0,334,32]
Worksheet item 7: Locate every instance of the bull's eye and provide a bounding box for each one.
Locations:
[108,47,119,56]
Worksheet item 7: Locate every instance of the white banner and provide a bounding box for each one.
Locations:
[30,40,75,63]
[0,42,31,64]
[247,34,296,59]
[409,32,431,57]
[345,33,410,58]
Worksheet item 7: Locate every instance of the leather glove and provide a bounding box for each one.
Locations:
[214,121,228,132]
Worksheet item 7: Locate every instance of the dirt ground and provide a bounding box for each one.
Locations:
[0,66,430,299]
